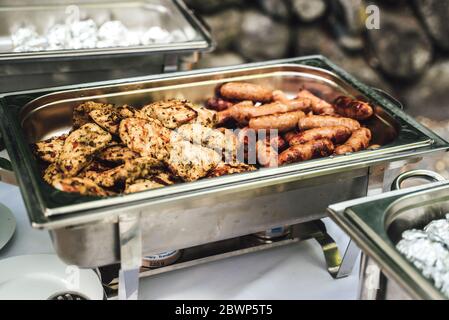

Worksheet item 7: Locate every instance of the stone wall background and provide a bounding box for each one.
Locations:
[187,0,449,177]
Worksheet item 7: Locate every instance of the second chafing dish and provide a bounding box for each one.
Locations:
[0,56,447,269]
[328,170,449,300]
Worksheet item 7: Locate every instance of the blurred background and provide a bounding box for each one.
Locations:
[187,0,449,177]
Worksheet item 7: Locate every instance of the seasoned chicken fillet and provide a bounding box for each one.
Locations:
[167,140,221,182]
[73,101,112,128]
[119,118,171,161]
[96,145,139,164]
[57,123,112,176]
[177,123,238,161]
[52,177,108,197]
[140,99,197,129]
[90,156,163,188]
[89,106,122,135]
[33,134,67,163]
[187,103,218,128]
[43,163,65,184]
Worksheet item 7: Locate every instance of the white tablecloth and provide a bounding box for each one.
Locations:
[0,181,360,300]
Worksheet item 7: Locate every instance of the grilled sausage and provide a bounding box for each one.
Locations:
[249,110,306,132]
[206,97,234,111]
[298,115,361,132]
[218,101,305,126]
[289,126,352,145]
[334,96,374,120]
[296,89,336,115]
[283,131,298,144]
[272,90,312,112]
[335,128,372,155]
[220,82,273,102]
[278,139,335,165]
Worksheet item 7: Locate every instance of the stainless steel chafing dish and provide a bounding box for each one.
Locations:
[328,170,449,300]
[0,0,213,92]
[0,56,448,298]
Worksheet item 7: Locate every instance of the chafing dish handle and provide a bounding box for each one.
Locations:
[391,170,446,191]
[372,88,403,110]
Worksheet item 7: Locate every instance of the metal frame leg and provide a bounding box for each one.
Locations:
[310,220,360,279]
[118,213,142,300]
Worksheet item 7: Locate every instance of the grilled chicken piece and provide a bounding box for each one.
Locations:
[188,103,218,128]
[52,177,108,197]
[207,162,256,178]
[177,124,238,161]
[167,140,221,182]
[117,104,139,118]
[33,134,67,163]
[73,101,112,128]
[140,99,197,129]
[152,171,177,185]
[78,160,112,179]
[119,118,171,161]
[58,123,112,176]
[91,156,163,188]
[89,106,122,135]
[96,145,139,165]
[43,163,65,184]
[124,179,165,194]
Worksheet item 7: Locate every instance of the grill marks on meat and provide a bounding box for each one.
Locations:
[278,139,335,165]
[334,96,374,121]
[167,140,222,182]
[219,82,273,103]
[33,134,67,163]
[57,123,112,176]
[298,115,361,132]
[140,99,197,129]
[119,118,171,161]
[187,103,218,128]
[289,126,352,145]
[335,128,372,155]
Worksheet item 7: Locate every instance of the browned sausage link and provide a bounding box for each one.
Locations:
[335,128,372,155]
[283,131,298,144]
[278,139,335,165]
[220,101,304,126]
[206,97,234,111]
[296,89,336,115]
[256,139,278,168]
[298,115,361,132]
[248,110,306,132]
[269,135,287,151]
[334,96,374,120]
[289,126,352,146]
[273,90,312,112]
[220,82,273,103]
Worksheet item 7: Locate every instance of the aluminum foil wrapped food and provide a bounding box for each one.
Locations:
[11,15,185,52]
[397,214,449,297]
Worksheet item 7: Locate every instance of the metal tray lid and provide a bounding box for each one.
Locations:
[328,171,449,300]
[0,0,214,60]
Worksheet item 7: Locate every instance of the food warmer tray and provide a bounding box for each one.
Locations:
[0,56,447,299]
[0,0,214,92]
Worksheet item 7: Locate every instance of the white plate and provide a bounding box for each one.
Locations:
[0,203,16,251]
[0,254,104,300]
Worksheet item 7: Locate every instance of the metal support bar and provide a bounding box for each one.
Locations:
[118,213,142,300]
